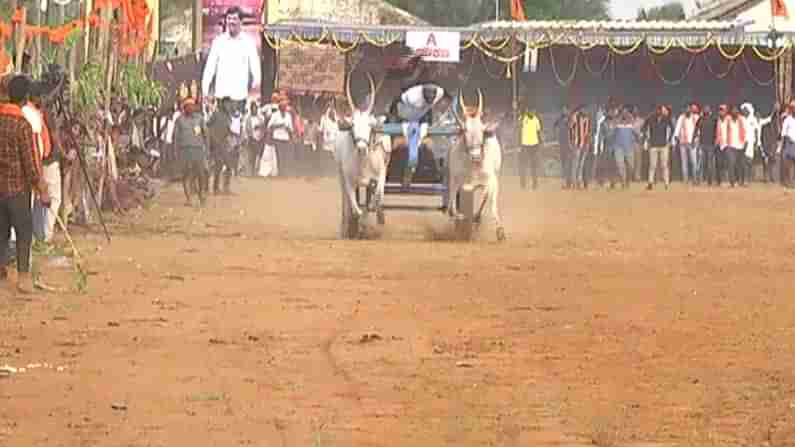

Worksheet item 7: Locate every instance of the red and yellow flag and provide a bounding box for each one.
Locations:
[772,0,789,18]
[511,0,527,21]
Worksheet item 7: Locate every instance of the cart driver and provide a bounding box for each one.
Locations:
[388,83,452,188]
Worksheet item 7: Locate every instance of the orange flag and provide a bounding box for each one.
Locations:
[772,0,789,18]
[511,0,527,21]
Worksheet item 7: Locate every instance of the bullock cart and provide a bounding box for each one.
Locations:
[352,122,482,239]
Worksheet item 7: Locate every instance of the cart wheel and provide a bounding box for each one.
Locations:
[456,184,476,241]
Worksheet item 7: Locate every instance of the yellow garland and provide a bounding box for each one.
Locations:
[478,35,512,51]
[331,33,360,53]
[289,29,329,47]
[605,38,644,56]
[263,32,282,50]
[716,40,745,60]
[359,31,401,48]
[751,41,791,62]
[462,33,478,49]
[262,27,791,68]
[646,39,673,55]
[675,37,713,54]
[565,34,600,50]
[471,39,523,63]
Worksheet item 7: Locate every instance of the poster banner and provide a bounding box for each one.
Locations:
[405,31,460,63]
[202,0,265,99]
[277,45,345,94]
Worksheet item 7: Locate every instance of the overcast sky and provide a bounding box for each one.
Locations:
[611,0,697,18]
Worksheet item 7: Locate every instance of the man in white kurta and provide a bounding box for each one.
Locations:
[201,6,261,114]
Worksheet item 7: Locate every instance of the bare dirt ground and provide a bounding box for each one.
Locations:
[2,176,795,447]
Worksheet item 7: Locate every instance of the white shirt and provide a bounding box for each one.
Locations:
[319,112,338,152]
[781,115,795,143]
[21,104,45,158]
[673,113,699,145]
[267,111,293,141]
[743,114,760,158]
[202,32,261,101]
[400,84,443,109]
[164,111,181,144]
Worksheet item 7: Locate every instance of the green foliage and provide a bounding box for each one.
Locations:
[118,62,165,110]
[637,1,686,20]
[64,27,83,51]
[73,61,105,114]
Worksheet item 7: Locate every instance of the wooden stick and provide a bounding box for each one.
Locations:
[13,7,27,73]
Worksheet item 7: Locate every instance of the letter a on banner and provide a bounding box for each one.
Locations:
[426,33,437,46]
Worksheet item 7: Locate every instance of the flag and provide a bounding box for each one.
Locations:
[772,0,789,18]
[511,0,526,21]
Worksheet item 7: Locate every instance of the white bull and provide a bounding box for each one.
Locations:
[334,73,391,239]
[447,89,506,241]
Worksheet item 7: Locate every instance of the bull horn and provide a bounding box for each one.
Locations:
[459,90,468,113]
[366,72,376,114]
[477,88,483,117]
[452,90,465,128]
[346,72,356,113]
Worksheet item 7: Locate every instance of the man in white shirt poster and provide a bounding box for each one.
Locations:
[201,7,261,114]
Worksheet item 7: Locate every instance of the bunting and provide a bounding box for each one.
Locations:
[0,1,152,56]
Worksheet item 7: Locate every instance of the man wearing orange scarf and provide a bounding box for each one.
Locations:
[0,75,49,294]
[715,104,746,187]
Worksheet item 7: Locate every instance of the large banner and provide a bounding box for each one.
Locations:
[202,0,265,99]
[277,45,345,94]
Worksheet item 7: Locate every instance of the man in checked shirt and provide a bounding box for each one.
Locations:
[0,75,50,295]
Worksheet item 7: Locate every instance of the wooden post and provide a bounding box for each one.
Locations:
[57,3,67,67]
[82,0,93,65]
[511,34,518,121]
[13,7,27,74]
[98,4,112,64]
[192,0,203,54]
[33,3,42,76]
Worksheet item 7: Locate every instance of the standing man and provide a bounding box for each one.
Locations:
[673,103,700,185]
[201,6,261,115]
[553,105,572,189]
[695,105,719,186]
[0,75,49,294]
[244,101,265,176]
[740,102,760,185]
[570,107,592,189]
[267,98,294,177]
[759,103,782,183]
[518,105,543,190]
[610,108,640,189]
[716,105,746,187]
[642,105,674,190]
[781,100,795,187]
[631,106,646,182]
[174,97,209,206]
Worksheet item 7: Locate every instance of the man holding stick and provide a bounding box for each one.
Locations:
[0,75,50,294]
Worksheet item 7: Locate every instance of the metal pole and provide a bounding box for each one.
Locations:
[495,0,499,21]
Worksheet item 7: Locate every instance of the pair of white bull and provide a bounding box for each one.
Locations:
[333,74,505,241]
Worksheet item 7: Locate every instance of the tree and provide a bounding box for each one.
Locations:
[637,1,686,20]
[385,0,611,26]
